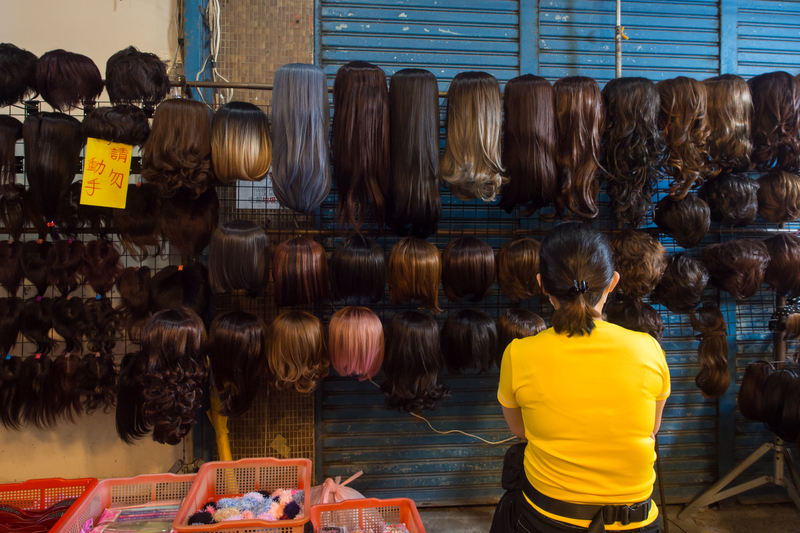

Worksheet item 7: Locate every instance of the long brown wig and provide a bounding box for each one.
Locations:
[160,186,219,258]
[703,74,753,174]
[748,71,800,173]
[0,116,22,187]
[113,183,163,261]
[387,237,442,313]
[691,303,730,399]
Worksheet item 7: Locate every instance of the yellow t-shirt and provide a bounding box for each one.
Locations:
[497,320,670,530]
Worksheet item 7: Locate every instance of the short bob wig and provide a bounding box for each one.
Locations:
[0,43,38,107]
[35,49,103,112]
[495,308,546,367]
[267,310,329,394]
[272,236,329,307]
[211,101,271,183]
[608,230,667,299]
[703,239,770,300]
[497,238,541,301]
[328,306,384,381]
[329,235,386,303]
[105,46,170,106]
[388,237,442,313]
[208,220,269,297]
[441,236,495,303]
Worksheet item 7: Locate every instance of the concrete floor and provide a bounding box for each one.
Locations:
[418,503,800,532]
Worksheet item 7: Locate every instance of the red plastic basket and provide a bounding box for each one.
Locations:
[0,477,97,533]
[51,473,196,533]
[173,458,312,533]
[311,498,426,533]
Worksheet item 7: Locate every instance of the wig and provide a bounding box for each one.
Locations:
[272,236,329,307]
[0,354,23,429]
[703,239,770,300]
[20,240,52,297]
[651,253,709,314]
[81,105,152,146]
[388,68,441,237]
[50,352,82,423]
[267,311,329,394]
[142,98,213,198]
[601,77,665,227]
[211,101,271,183]
[441,308,497,374]
[206,311,268,418]
[83,296,121,354]
[208,220,269,297]
[0,240,23,297]
[703,74,752,174]
[605,297,664,342]
[608,230,667,299]
[46,239,85,296]
[657,77,710,199]
[495,308,546,367]
[148,263,211,320]
[554,76,605,219]
[441,237,495,303]
[748,71,800,173]
[35,49,102,111]
[691,303,730,399]
[81,239,121,296]
[0,184,27,242]
[116,266,151,342]
[761,370,800,442]
[105,46,170,106]
[0,116,22,187]
[74,352,118,414]
[699,172,759,228]
[0,297,23,356]
[58,180,113,239]
[764,233,800,298]
[329,235,386,303]
[738,361,774,423]
[18,354,57,428]
[440,71,506,202]
[113,183,163,260]
[160,186,219,257]
[653,193,710,249]
[0,43,38,106]
[381,311,449,413]
[51,297,85,354]
[387,237,442,313]
[496,238,541,301]
[116,350,150,443]
[332,61,390,230]
[271,63,331,214]
[20,297,54,355]
[757,170,800,224]
[328,306,384,380]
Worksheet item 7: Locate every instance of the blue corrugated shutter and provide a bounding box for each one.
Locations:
[738,0,800,78]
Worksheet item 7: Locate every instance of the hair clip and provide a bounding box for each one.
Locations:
[37,238,43,244]
[5,355,11,360]
[68,238,73,243]
[36,296,42,301]
[95,294,102,300]
[35,353,41,359]
[95,352,101,358]
[46,221,55,228]
[136,180,142,187]
[178,265,184,271]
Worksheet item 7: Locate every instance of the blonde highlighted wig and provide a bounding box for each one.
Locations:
[388,237,442,313]
[211,101,271,183]
[267,311,329,394]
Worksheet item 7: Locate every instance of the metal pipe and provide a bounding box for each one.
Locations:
[615,0,622,78]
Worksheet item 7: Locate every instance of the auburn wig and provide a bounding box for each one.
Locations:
[329,306,384,380]
[329,235,386,303]
[387,237,442,313]
[441,308,497,374]
[651,253,708,314]
[105,46,170,106]
[117,266,151,343]
[35,49,102,111]
[267,310,329,394]
[81,239,121,296]
[691,303,730,399]
[497,238,541,301]
[703,239,770,300]
[441,237,495,303]
[703,74,753,174]
[764,233,800,298]
[605,297,664,342]
[699,172,759,228]
[81,105,151,146]
[608,230,667,298]
[46,238,85,296]
[208,220,269,297]
[757,170,800,224]
[654,193,710,249]
[0,43,38,107]
[748,71,800,173]
[211,101,271,183]
[272,236,329,307]
[0,116,22,187]
[113,183,163,260]
[160,186,219,258]
[148,263,211,319]
[495,308,546,367]
[440,71,506,202]
[738,361,774,422]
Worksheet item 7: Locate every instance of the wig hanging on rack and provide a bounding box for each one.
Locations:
[0,183,27,242]
[75,352,118,414]
[699,172,759,228]
[0,353,24,430]
[51,296,85,354]
[653,193,710,249]
[764,234,800,299]
[113,183,164,261]
[441,309,497,374]
[496,308,545,368]
[35,49,102,111]
[328,306,384,381]
[441,237,495,304]
[211,101,271,183]
[0,297,23,358]
[496,238,541,301]
[738,361,774,423]
[703,74,753,175]
[81,239,121,296]
[46,239,85,296]
[17,353,58,429]
[105,46,170,106]
[148,263,211,320]
[703,239,770,300]
[267,310,329,394]
[748,71,800,173]
[757,170,800,224]
[0,116,22,187]
[116,266,151,343]
[388,237,442,313]
[608,230,667,299]
[83,296,122,355]
[81,105,152,146]
[605,297,664,342]
[692,303,730,399]
[208,220,269,297]
[20,240,52,297]
[651,253,708,314]
[116,350,150,444]
[0,43,38,107]
[160,185,219,258]
[329,235,386,303]
[272,236,328,307]
[0,240,23,297]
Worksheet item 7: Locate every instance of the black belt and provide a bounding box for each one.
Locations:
[523,478,652,533]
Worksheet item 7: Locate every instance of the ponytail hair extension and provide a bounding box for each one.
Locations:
[0,43,38,106]
[83,297,121,354]
[58,181,113,239]
[601,77,665,227]
[1,184,27,242]
[46,239,85,296]
[113,183,163,261]
[211,102,271,183]
[738,361,774,423]
[272,236,329,307]
[0,298,23,356]
[0,355,23,429]
[605,297,664,342]
[116,351,150,444]
[608,230,667,299]
[703,239,770,300]
[267,310,329,394]
[148,263,210,319]
[539,222,615,337]
[329,235,386,303]
[81,105,151,146]
[329,306,384,380]
[105,46,170,106]
[497,238,541,301]
[749,71,800,173]
[81,239,121,296]
[496,308,546,368]
[51,297,85,354]
[51,353,82,423]
[440,71,506,202]
[651,253,709,314]
[657,77,711,199]
[18,353,58,428]
[20,240,52,297]
[381,311,449,413]
[160,186,219,257]
[0,116,22,186]
[388,68,441,237]
[35,49,102,111]
[74,352,118,414]
[554,76,605,219]
[441,237,495,303]
[332,61,390,230]
[699,172,759,228]
[764,233,800,298]
[441,308,497,374]
[703,74,753,174]
[691,303,731,399]
[0,240,23,297]
[116,266,151,342]
[654,193,710,249]
[271,63,331,214]
[208,220,269,297]
[142,98,213,198]
[757,170,800,224]
[761,370,799,441]
[388,237,442,313]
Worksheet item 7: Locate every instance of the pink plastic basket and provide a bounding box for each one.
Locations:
[0,477,97,533]
[173,458,312,533]
[311,498,426,533]
[51,472,197,533]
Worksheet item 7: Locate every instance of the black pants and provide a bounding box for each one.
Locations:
[515,494,663,533]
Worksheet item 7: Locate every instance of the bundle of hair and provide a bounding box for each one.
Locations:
[608,230,666,298]
[764,233,800,298]
[148,263,210,319]
[381,311,449,413]
[58,180,113,239]
[496,238,541,301]
[160,186,219,257]
[51,297,85,354]
[654,193,710,249]
[387,237,442,313]
[113,183,163,260]
[605,297,664,342]
[267,311,329,394]
[757,170,800,224]
[116,350,150,443]
[329,235,385,303]
[0,43,38,107]
[46,238,85,296]
[0,183,27,242]
[272,236,328,307]
[105,46,170,106]
[601,77,665,227]
[0,115,22,186]
[0,240,23,297]
[691,303,730,399]
[83,296,121,354]
[441,309,497,374]
[495,308,546,367]
[211,101,271,183]
[440,71,506,202]
[703,74,752,174]
[117,266,151,342]
[699,172,759,228]
[328,306,384,380]
[81,105,152,146]
[748,71,800,173]
[51,352,83,424]
[209,220,269,297]
[651,253,709,314]
[761,370,800,443]
[35,49,103,111]
[17,353,58,428]
[738,361,774,423]
[0,297,23,356]
[20,240,52,297]
[207,311,267,417]
[703,239,770,300]
[142,98,213,198]
[81,239,121,296]
[75,352,118,414]
[332,61,390,230]
[20,297,54,355]
[441,237,495,303]
[0,354,23,429]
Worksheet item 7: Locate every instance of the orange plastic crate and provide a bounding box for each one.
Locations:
[173,458,312,533]
[51,473,196,533]
[0,477,97,533]
[311,498,426,533]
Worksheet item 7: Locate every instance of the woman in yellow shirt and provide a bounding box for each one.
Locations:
[498,223,670,533]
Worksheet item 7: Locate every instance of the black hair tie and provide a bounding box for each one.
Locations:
[566,280,590,298]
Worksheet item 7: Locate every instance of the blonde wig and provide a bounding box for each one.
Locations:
[211,101,271,183]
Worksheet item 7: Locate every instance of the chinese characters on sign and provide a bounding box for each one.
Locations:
[80,138,132,209]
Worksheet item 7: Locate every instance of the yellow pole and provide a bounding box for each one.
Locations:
[208,388,233,461]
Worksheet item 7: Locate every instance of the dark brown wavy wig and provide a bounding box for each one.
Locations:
[651,253,709,314]
[703,74,753,174]
[81,105,152,146]
[605,297,664,342]
[105,46,170,106]
[329,235,386,303]
[20,240,52,297]
[761,370,800,443]
[1,184,27,242]
[116,350,150,443]
[497,238,541,301]
[113,183,163,261]
[18,353,57,428]
[441,308,497,374]
[35,49,102,111]
[74,352,118,414]
[703,239,770,300]
[388,237,442,313]
[20,297,54,355]
[208,220,269,297]
[654,193,710,249]
[160,186,219,258]
[0,240,23,297]
[757,170,800,224]
[117,266,151,343]
[441,237,495,303]
[51,297,85,355]
[0,353,23,429]
[699,172,759,228]
[691,303,730,399]
[148,263,210,320]
[83,296,121,354]
[608,230,667,298]
[495,308,546,367]
[738,361,774,423]
[0,43,38,107]
[764,233,800,298]
[267,310,329,394]
[272,236,329,307]
[46,238,85,296]
[0,116,22,187]
[0,297,23,357]
[81,239,121,296]
[748,71,800,173]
